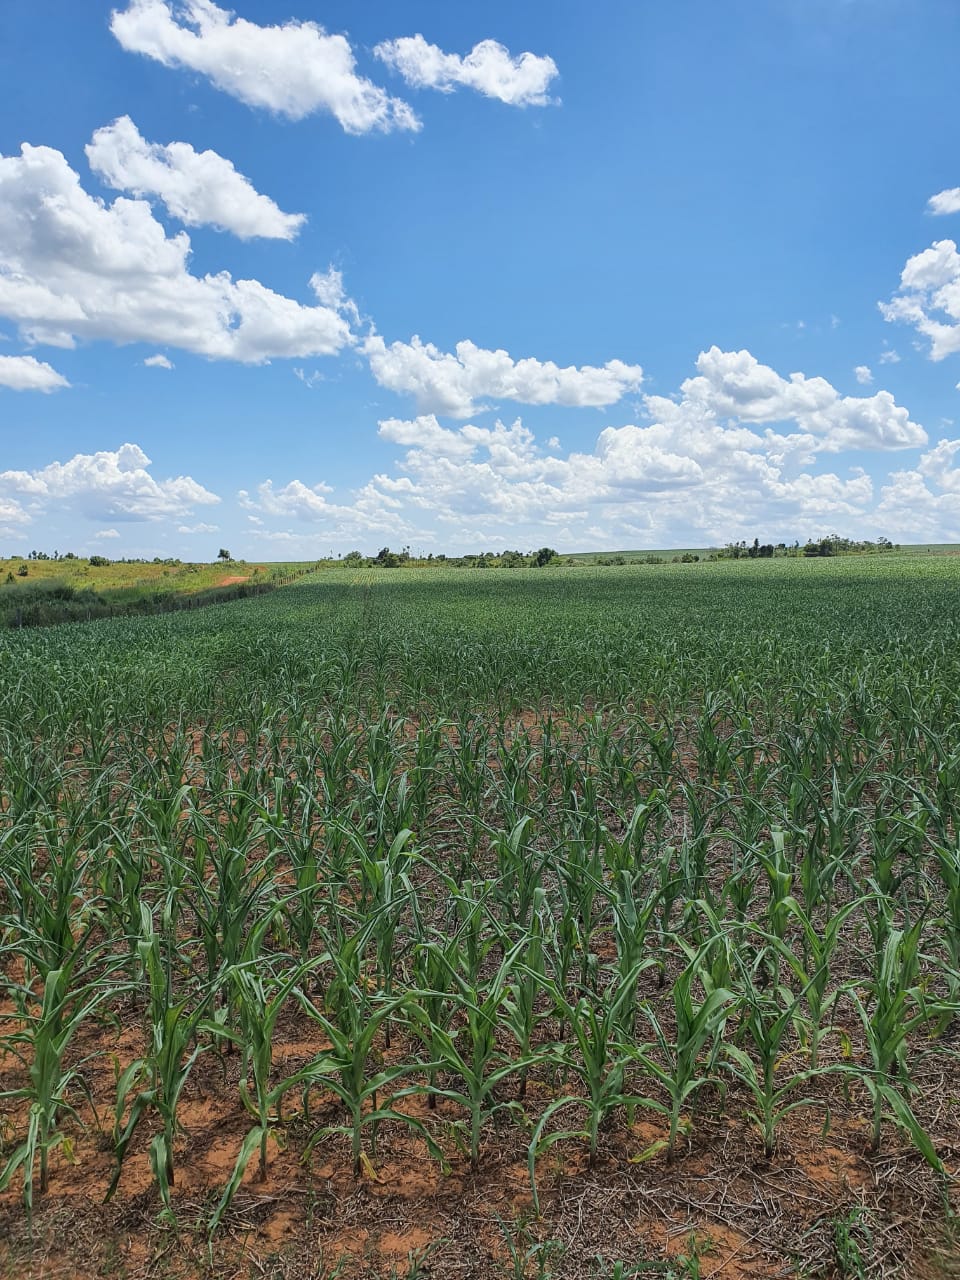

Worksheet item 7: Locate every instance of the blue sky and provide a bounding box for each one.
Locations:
[2,0,960,558]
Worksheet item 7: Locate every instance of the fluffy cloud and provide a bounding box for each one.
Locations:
[928,187,960,216]
[0,143,355,362]
[144,354,174,369]
[364,334,644,417]
[370,401,871,538]
[0,443,220,524]
[239,477,409,537]
[177,521,218,533]
[875,439,960,541]
[378,415,477,459]
[918,437,960,491]
[0,495,29,530]
[854,364,873,385]
[370,345,919,451]
[0,354,69,392]
[677,347,925,451]
[95,528,120,538]
[110,0,419,134]
[374,35,558,106]
[87,116,304,240]
[881,239,960,361]
[246,348,926,551]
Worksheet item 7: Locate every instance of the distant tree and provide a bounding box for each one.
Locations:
[374,546,402,568]
[89,555,110,567]
[218,548,232,562]
[533,547,558,567]
[343,550,363,563]
[17,564,28,577]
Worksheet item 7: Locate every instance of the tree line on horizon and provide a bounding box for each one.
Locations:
[3,534,903,574]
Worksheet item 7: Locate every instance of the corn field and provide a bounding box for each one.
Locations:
[1,558,959,1279]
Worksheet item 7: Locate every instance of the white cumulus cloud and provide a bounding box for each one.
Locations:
[0,142,355,363]
[875,439,960,541]
[374,35,558,106]
[928,187,960,217]
[679,347,925,451]
[364,334,644,418]
[881,239,960,362]
[240,477,405,537]
[87,116,305,240]
[110,0,419,134]
[245,348,926,552]
[378,414,477,459]
[0,443,220,524]
[0,354,70,392]
[854,364,873,385]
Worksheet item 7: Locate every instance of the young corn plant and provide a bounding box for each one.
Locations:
[798,770,862,917]
[607,870,662,1034]
[601,799,668,876]
[409,933,461,1109]
[490,816,548,931]
[723,945,834,1158]
[555,824,605,991]
[756,829,794,948]
[266,778,326,966]
[498,888,552,1099]
[526,966,664,1215]
[636,948,737,1160]
[0,820,102,990]
[407,939,541,1171]
[180,816,278,990]
[842,920,947,1167]
[293,939,442,1179]
[0,965,119,1219]
[207,953,328,1231]
[107,904,216,1207]
[339,827,419,1046]
[447,877,497,985]
[678,783,717,904]
[927,837,960,1016]
[776,898,864,1067]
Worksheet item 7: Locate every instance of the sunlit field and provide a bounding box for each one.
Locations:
[2,558,959,1278]
[0,558,316,628]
